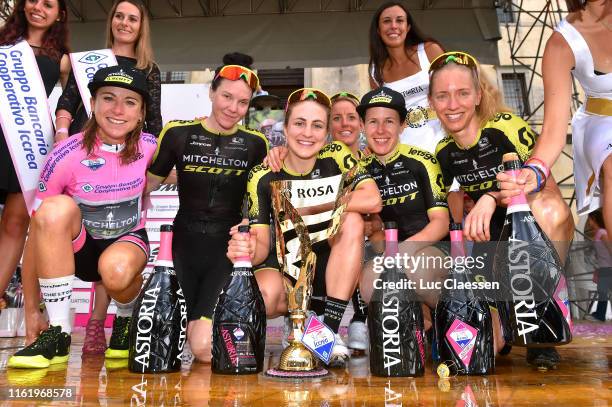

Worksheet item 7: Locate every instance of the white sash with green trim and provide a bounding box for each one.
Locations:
[0,40,54,213]
[69,48,117,116]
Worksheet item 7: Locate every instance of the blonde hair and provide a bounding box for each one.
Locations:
[106,0,155,71]
[331,95,359,109]
[429,64,512,127]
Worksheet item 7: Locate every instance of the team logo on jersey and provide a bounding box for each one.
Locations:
[478,136,490,148]
[38,181,46,192]
[78,52,108,64]
[393,161,404,169]
[80,157,106,171]
[385,175,391,185]
[311,169,321,179]
[230,136,245,145]
[214,147,220,156]
[82,184,94,193]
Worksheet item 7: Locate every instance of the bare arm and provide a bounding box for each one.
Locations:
[424,41,445,60]
[344,180,383,214]
[531,32,575,168]
[447,190,465,223]
[59,54,71,88]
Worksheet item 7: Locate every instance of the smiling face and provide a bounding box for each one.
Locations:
[91,86,144,144]
[24,0,61,31]
[284,100,329,161]
[111,1,142,46]
[363,107,402,159]
[377,5,409,48]
[208,79,252,132]
[429,64,481,137]
[330,100,361,150]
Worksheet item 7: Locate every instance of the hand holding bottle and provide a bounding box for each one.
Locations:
[227,220,258,263]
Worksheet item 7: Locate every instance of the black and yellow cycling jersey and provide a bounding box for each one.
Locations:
[148,119,268,223]
[247,141,373,280]
[435,112,536,238]
[361,144,448,241]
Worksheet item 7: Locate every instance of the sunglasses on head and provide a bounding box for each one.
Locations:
[215,65,260,92]
[285,88,331,111]
[428,51,479,75]
[330,91,360,105]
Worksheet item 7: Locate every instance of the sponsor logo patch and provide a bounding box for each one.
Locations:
[80,157,106,171]
[78,52,108,64]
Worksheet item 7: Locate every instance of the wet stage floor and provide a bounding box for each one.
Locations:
[0,322,610,406]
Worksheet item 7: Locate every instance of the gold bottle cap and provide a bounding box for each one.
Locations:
[437,363,451,378]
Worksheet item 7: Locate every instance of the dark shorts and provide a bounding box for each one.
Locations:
[254,241,331,299]
[71,225,149,282]
[172,216,235,321]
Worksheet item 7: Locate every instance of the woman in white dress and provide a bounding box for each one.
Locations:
[368,1,445,153]
[498,0,612,236]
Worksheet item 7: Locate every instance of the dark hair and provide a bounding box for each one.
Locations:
[565,0,585,12]
[588,209,605,229]
[368,1,439,86]
[211,53,255,92]
[222,52,253,68]
[0,0,70,61]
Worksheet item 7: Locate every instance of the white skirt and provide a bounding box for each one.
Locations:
[572,107,612,215]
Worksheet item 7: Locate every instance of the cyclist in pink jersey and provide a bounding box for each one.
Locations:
[9,66,156,369]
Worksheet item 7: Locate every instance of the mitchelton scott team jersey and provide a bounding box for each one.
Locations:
[247,141,374,280]
[148,120,268,223]
[36,132,157,239]
[361,144,448,241]
[435,112,535,202]
[435,112,535,239]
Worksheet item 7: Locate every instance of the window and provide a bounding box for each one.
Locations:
[502,73,530,116]
[496,2,515,23]
[160,71,188,84]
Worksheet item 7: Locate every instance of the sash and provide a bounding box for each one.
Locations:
[69,49,117,116]
[0,40,54,213]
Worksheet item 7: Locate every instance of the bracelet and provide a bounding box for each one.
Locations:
[484,192,498,204]
[525,157,550,179]
[55,114,73,122]
[55,128,68,134]
[523,164,546,193]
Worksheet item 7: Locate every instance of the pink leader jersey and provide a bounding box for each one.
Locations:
[35,132,157,239]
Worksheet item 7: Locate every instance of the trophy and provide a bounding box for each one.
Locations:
[265,166,359,378]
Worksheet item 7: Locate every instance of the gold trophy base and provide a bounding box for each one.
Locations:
[278,340,318,371]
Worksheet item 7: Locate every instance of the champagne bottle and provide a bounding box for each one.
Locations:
[368,221,425,377]
[129,224,188,373]
[212,225,267,374]
[495,153,572,346]
[435,223,494,375]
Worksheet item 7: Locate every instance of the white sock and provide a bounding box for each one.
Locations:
[115,296,137,318]
[39,275,74,334]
